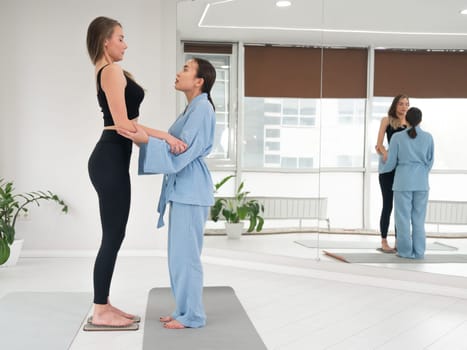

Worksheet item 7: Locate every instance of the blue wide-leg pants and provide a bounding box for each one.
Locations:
[394,191,428,259]
[168,202,209,328]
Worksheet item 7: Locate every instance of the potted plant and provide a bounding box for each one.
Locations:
[0,178,68,266]
[210,175,264,239]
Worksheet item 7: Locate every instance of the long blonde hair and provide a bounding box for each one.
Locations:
[86,16,121,65]
[86,16,136,82]
[387,94,409,129]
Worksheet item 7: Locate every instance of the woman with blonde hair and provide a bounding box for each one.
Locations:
[375,94,409,252]
[380,107,434,258]
[85,16,186,330]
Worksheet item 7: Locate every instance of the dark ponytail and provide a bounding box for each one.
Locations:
[193,58,216,111]
[406,107,422,139]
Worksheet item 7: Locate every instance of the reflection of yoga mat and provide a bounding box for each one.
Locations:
[143,287,267,350]
[0,292,91,350]
[324,251,467,263]
[295,240,457,251]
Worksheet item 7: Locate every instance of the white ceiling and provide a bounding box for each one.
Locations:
[177,0,467,49]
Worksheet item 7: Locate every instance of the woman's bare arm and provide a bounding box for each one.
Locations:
[375,116,389,160]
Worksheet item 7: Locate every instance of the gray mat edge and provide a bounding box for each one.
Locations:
[295,240,457,250]
[323,251,467,263]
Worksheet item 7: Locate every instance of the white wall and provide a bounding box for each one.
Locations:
[0,0,177,252]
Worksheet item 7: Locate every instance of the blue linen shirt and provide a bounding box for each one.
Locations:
[138,93,216,227]
[379,126,434,191]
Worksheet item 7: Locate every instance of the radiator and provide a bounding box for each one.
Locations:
[253,197,330,230]
[250,197,328,220]
[426,200,467,225]
[212,196,330,230]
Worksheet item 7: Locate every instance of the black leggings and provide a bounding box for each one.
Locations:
[88,130,132,304]
[378,170,396,239]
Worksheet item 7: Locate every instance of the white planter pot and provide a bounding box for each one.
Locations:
[1,239,24,267]
[225,222,244,240]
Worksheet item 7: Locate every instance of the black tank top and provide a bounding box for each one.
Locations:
[96,65,145,126]
[386,124,406,143]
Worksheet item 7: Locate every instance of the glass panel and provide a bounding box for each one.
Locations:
[319,99,366,168]
[370,97,467,170]
[320,172,363,229]
[243,97,320,169]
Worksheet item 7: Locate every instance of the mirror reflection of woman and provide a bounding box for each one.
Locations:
[375,94,409,252]
[379,107,434,259]
[86,16,186,329]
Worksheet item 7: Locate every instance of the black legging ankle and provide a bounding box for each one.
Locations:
[88,131,132,305]
[379,170,396,239]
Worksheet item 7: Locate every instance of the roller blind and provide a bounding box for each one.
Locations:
[244,45,322,98]
[374,50,467,98]
[244,46,367,98]
[322,48,367,98]
[183,42,233,54]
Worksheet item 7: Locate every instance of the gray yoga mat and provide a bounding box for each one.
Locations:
[143,286,267,350]
[295,240,457,251]
[0,292,91,350]
[324,251,467,263]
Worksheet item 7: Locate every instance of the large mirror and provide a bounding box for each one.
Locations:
[177,0,467,273]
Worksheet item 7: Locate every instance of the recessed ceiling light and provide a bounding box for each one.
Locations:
[461,9,467,14]
[276,1,291,8]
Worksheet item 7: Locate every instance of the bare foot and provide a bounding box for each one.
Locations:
[159,316,173,323]
[108,300,135,320]
[92,308,134,327]
[163,319,185,329]
[381,239,395,252]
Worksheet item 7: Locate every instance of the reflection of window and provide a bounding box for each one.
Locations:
[283,117,298,125]
[319,99,366,168]
[265,142,280,151]
[370,97,467,171]
[281,157,297,168]
[265,129,280,138]
[299,157,314,168]
[244,97,319,169]
[244,98,365,170]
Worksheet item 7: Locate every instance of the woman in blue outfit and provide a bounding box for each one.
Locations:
[118,58,216,329]
[375,94,409,252]
[380,107,434,259]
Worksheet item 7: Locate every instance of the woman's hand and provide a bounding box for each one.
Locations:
[165,134,188,154]
[117,123,149,145]
[381,149,388,162]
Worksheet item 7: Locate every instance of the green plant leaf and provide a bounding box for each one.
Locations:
[247,216,256,232]
[214,175,235,192]
[0,238,11,265]
[256,216,264,232]
[0,179,69,241]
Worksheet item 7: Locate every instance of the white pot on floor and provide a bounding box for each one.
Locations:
[1,239,24,267]
[225,222,244,240]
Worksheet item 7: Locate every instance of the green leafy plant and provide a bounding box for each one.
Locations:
[0,178,68,265]
[210,175,264,232]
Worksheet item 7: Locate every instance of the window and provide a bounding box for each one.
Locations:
[183,43,237,167]
[243,97,319,169]
[369,97,467,171]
